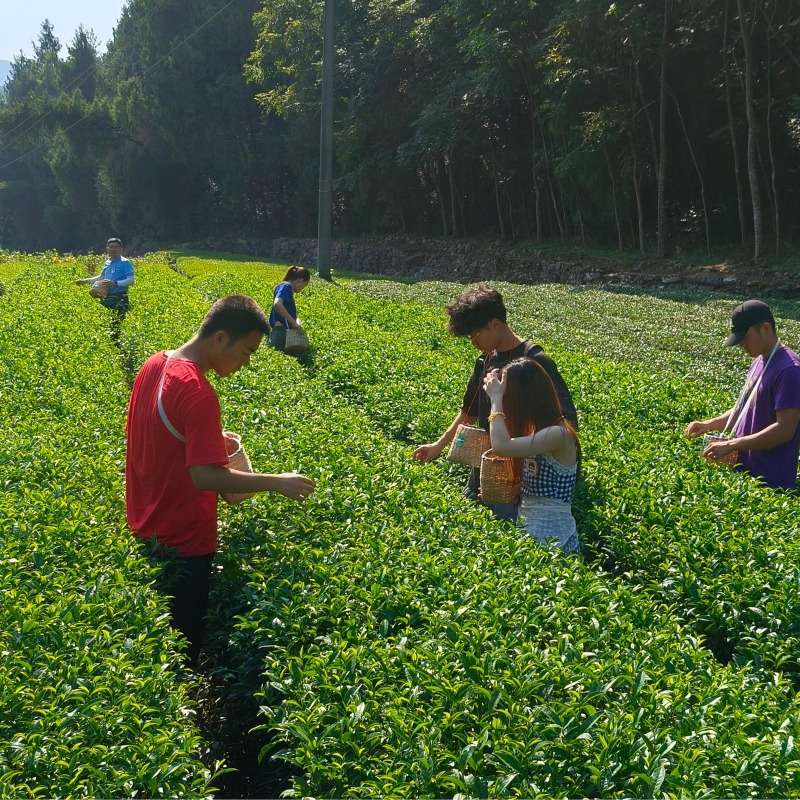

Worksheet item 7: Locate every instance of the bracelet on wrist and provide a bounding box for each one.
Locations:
[488,411,506,421]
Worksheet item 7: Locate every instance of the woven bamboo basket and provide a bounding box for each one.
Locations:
[284,327,309,354]
[222,431,256,505]
[446,424,490,467]
[702,433,738,467]
[480,449,522,504]
[89,283,109,299]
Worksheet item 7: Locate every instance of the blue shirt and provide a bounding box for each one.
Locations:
[269,282,297,327]
[100,256,135,295]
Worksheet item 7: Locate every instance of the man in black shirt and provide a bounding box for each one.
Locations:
[413,284,577,520]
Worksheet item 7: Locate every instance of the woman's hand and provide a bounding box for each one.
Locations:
[293,321,304,333]
[483,369,507,401]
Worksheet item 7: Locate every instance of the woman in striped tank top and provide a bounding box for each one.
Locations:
[483,357,581,553]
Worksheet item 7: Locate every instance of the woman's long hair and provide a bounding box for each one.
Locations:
[501,357,580,482]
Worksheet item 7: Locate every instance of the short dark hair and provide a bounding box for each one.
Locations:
[107,237,122,246]
[445,284,507,336]
[283,265,311,282]
[199,295,271,343]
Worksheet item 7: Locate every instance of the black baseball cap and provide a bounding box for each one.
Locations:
[724,300,775,346]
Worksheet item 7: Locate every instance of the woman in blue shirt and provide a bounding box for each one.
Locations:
[269,266,311,351]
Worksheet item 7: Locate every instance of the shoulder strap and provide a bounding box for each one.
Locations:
[468,352,494,418]
[523,341,543,357]
[157,352,186,442]
[726,340,781,436]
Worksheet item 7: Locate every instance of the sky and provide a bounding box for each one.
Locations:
[1,2,128,62]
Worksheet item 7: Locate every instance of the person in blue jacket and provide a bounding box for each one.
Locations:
[75,237,135,312]
[269,265,310,351]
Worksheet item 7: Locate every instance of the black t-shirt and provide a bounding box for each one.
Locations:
[461,341,578,430]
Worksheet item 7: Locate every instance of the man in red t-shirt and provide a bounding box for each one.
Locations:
[126,294,315,668]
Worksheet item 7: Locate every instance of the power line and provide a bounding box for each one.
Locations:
[0,0,174,155]
[0,0,238,174]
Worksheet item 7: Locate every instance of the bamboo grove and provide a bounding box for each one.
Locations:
[0,0,798,257]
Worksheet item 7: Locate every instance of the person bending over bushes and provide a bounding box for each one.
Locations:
[413,284,577,521]
[269,265,310,352]
[125,294,315,669]
[484,357,581,553]
[685,300,800,490]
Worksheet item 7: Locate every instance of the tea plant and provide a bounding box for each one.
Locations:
[121,260,800,797]
[0,265,210,796]
[345,278,800,391]
[6,253,800,796]
[197,266,800,676]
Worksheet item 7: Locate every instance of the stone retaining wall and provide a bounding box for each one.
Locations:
[180,236,800,297]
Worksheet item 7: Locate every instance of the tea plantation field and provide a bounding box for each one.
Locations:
[3,249,800,797]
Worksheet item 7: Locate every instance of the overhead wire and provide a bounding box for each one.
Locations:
[0,0,174,154]
[0,0,239,173]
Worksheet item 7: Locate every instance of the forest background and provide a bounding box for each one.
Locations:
[0,0,798,262]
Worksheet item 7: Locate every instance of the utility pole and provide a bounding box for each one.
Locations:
[316,0,335,280]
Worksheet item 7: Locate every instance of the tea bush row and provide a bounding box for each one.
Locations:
[0,265,210,796]
[187,262,800,676]
[390,279,796,672]
[122,261,800,797]
[345,277,800,391]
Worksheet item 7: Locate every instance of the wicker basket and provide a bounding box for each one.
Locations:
[284,327,309,354]
[480,449,522,505]
[221,432,256,505]
[702,433,739,467]
[446,424,490,467]
[89,283,109,299]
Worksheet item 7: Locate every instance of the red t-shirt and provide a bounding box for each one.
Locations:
[126,351,229,557]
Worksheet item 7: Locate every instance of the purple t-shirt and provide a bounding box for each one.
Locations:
[734,345,800,489]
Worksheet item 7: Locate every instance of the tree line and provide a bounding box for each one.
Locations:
[0,0,797,259]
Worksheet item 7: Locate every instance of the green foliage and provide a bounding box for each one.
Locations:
[7,252,800,795]
[121,255,800,796]
[0,0,274,249]
[0,265,210,795]
[245,0,799,248]
[341,276,800,674]
[2,0,799,250]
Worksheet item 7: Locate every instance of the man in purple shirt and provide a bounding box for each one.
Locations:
[686,300,800,489]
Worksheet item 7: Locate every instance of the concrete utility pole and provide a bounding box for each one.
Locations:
[316,0,335,280]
